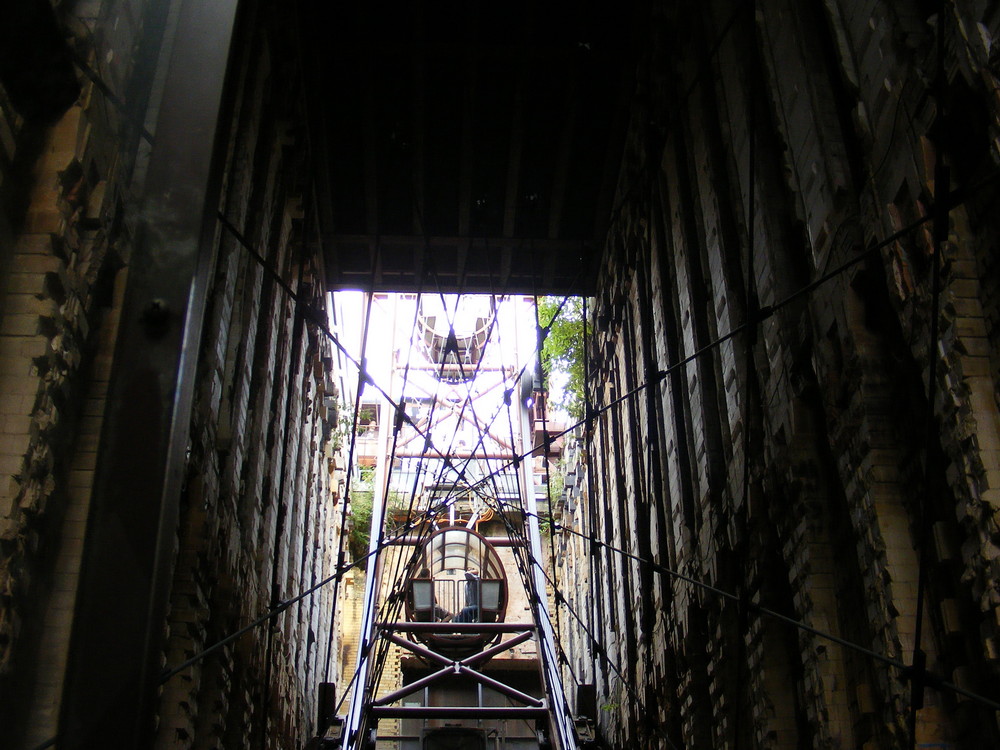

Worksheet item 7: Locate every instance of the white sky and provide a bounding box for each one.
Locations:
[330,291,570,422]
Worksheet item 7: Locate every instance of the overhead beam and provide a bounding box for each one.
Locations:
[386,536,526,547]
[501,31,530,239]
[360,32,379,280]
[456,7,479,238]
[369,706,549,720]
[327,234,596,293]
[592,67,633,247]
[547,76,579,241]
[410,0,426,238]
[379,622,536,633]
[330,234,593,253]
[297,22,341,289]
[393,452,519,459]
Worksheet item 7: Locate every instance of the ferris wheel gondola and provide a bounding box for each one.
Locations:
[404,526,509,658]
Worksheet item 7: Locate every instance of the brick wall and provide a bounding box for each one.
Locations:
[150,4,347,748]
[0,1,349,747]
[0,0,157,745]
[557,1,1000,748]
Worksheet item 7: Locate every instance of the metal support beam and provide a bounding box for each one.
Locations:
[379,622,537,633]
[343,338,396,748]
[386,536,527,548]
[373,665,454,706]
[386,629,534,667]
[462,630,535,666]
[58,0,240,746]
[377,634,545,709]
[410,3,425,237]
[455,665,545,707]
[456,17,479,239]
[373,662,544,712]
[501,40,529,239]
[404,365,507,373]
[393,452,519,459]
[369,706,549,720]
[384,633,453,668]
[518,383,577,750]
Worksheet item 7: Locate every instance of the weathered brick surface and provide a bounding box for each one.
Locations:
[556,1,1000,748]
[6,0,1000,747]
[149,9,348,748]
[0,2,349,748]
[0,0,150,743]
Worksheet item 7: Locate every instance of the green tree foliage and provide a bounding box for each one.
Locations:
[347,468,411,569]
[547,469,564,503]
[537,296,588,419]
[347,466,376,567]
[347,489,373,568]
[331,403,353,450]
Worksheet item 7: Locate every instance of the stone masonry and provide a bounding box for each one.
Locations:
[555,1,1000,748]
[4,1,1000,749]
[0,1,349,748]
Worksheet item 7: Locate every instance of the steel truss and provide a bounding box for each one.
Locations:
[340,294,579,750]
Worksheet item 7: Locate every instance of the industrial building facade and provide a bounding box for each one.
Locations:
[553,1,1000,747]
[1,0,1000,748]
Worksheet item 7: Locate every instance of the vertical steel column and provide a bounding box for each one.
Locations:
[518,394,576,749]
[513,317,576,750]
[58,0,240,746]
[344,294,396,748]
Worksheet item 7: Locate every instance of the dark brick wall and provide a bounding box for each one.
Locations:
[557,1,1000,748]
[150,5,346,748]
[5,0,1000,748]
[0,1,161,745]
[0,1,348,747]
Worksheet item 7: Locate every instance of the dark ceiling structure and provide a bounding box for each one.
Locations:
[301,1,640,295]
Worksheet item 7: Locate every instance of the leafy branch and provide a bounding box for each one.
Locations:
[538,296,588,420]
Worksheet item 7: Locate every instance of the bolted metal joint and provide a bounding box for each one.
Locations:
[141,298,171,338]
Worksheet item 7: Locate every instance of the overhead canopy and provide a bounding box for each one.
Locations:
[299,0,639,295]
